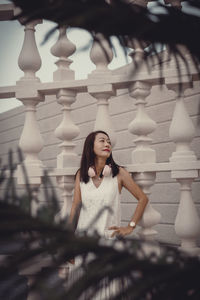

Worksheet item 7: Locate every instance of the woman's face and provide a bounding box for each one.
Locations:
[93,133,111,158]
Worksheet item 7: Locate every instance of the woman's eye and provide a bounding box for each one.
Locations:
[99,139,110,144]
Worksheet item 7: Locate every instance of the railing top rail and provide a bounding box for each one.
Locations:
[3,161,200,179]
[0,65,199,100]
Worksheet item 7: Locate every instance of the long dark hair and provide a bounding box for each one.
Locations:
[79,130,120,183]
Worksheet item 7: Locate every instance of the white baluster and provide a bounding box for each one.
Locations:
[88,88,117,147]
[167,83,200,254]
[88,33,116,145]
[16,19,44,201]
[16,18,44,168]
[51,26,79,221]
[17,19,42,82]
[56,176,75,220]
[128,81,156,163]
[55,89,80,219]
[169,95,196,163]
[54,89,80,169]
[54,90,79,221]
[128,39,147,67]
[89,33,113,77]
[175,179,200,254]
[15,19,45,291]
[128,81,161,240]
[16,98,44,217]
[30,184,40,217]
[51,25,75,81]
[134,172,160,239]
[18,99,44,168]
[94,94,116,146]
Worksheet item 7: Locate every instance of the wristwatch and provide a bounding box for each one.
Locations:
[129,221,136,228]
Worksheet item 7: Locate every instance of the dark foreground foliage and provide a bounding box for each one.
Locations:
[9,0,200,75]
[0,151,200,299]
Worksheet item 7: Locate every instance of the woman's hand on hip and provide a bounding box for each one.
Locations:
[108,226,134,238]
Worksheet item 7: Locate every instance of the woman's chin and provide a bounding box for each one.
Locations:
[97,153,110,159]
[102,152,111,157]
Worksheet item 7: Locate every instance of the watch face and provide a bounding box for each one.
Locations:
[130,221,136,227]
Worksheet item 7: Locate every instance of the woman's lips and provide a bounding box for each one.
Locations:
[103,149,110,152]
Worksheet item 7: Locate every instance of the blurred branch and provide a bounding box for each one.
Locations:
[1,151,200,299]
[9,0,200,74]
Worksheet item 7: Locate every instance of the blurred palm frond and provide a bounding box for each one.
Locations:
[0,151,200,299]
[9,0,200,75]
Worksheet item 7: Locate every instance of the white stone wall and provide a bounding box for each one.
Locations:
[0,82,200,246]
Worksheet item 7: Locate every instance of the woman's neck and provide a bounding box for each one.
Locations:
[95,157,106,176]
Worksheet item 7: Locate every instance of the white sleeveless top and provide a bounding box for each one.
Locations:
[77,174,121,238]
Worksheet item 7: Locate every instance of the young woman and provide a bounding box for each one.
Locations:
[69,130,148,240]
[66,130,149,298]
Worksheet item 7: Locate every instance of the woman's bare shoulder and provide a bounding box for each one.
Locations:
[117,166,129,183]
[75,169,81,182]
[118,166,130,177]
[117,167,130,192]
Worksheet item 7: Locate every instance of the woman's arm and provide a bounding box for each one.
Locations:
[68,170,82,232]
[110,167,148,237]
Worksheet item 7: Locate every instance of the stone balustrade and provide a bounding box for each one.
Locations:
[0,4,200,299]
[0,2,200,258]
